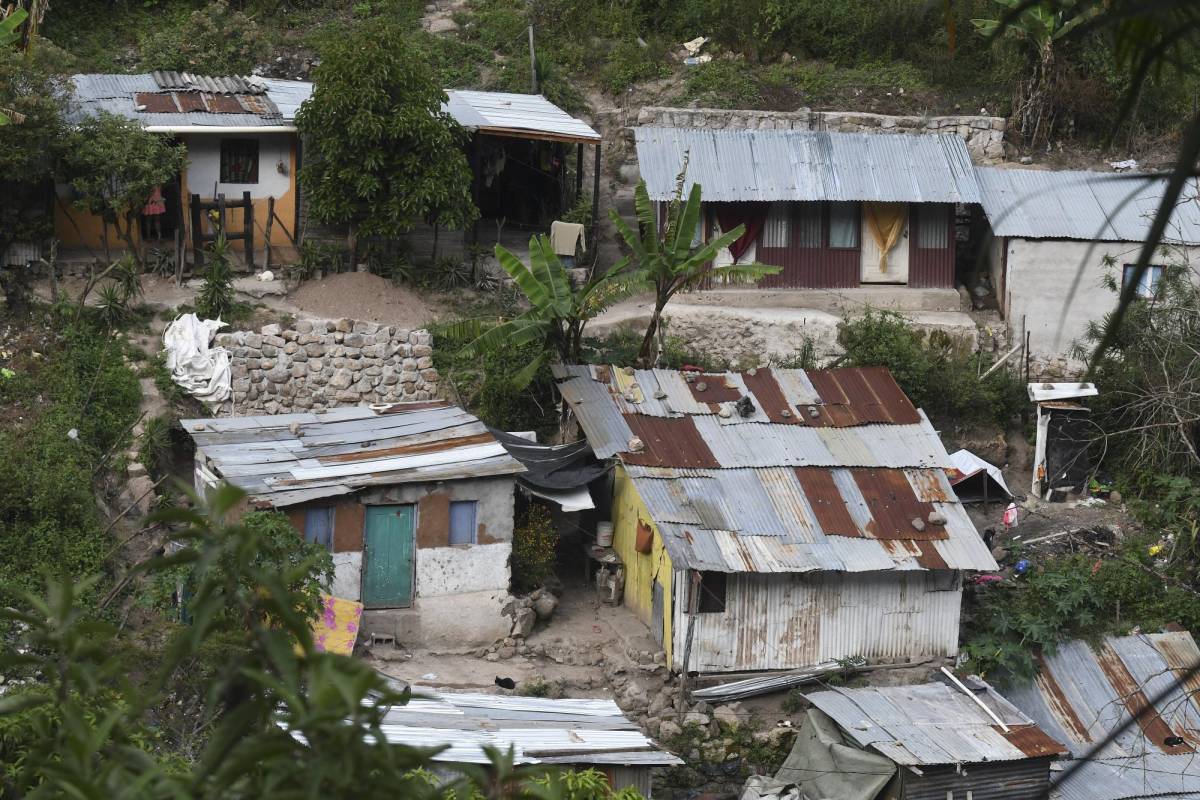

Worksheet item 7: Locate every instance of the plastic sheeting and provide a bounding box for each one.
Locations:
[163,313,231,405]
[775,709,895,800]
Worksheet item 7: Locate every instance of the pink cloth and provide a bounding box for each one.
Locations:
[143,187,166,216]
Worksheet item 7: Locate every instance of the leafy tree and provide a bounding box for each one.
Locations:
[297,22,477,263]
[0,40,69,254]
[972,0,1097,146]
[62,112,186,272]
[462,236,632,388]
[0,483,645,797]
[610,178,780,366]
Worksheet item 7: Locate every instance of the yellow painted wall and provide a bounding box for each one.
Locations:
[53,133,300,259]
[612,466,674,664]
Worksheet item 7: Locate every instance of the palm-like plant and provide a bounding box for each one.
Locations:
[461,234,631,388]
[610,177,781,366]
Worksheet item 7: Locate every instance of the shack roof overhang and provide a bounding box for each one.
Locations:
[184,402,525,508]
[633,126,982,204]
[442,90,601,145]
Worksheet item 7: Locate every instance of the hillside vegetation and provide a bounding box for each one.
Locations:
[44,0,1200,153]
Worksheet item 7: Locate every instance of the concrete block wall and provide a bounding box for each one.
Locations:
[215,318,440,414]
[636,106,1007,162]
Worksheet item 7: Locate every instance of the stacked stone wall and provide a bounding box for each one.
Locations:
[636,106,1007,161]
[215,318,439,414]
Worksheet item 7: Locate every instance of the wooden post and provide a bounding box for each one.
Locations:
[575,142,584,205]
[528,25,537,93]
[217,193,227,239]
[190,193,204,269]
[678,570,701,706]
[174,228,183,286]
[242,191,255,271]
[590,143,601,272]
[264,196,275,270]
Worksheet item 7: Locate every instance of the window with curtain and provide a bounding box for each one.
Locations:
[828,202,859,248]
[304,506,334,551]
[1122,264,1164,299]
[797,203,821,247]
[220,138,259,184]
[760,203,791,247]
[449,500,478,545]
[917,205,949,248]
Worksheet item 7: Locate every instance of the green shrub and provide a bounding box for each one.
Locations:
[961,541,1200,681]
[195,235,237,320]
[512,504,558,592]
[139,0,268,75]
[683,58,762,108]
[598,38,670,95]
[838,309,1024,429]
[517,675,565,698]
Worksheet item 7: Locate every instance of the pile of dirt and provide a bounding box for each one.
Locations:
[288,272,440,326]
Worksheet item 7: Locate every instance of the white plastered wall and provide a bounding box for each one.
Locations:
[184,132,292,200]
[1005,237,1200,365]
[415,541,512,597]
[331,552,362,600]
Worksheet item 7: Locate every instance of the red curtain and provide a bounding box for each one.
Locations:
[715,203,768,261]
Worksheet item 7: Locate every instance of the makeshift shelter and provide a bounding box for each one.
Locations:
[489,428,606,512]
[976,167,1200,364]
[633,128,980,288]
[1003,631,1200,800]
[795,678,1066,800]
[1028,382,1098,499]
[334,691,682,797]
[946,449,1012,503]
[183,402,525,646]
[555,364,997,673]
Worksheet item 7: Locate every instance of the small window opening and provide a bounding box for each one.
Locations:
[220,138,259,184]
[1122,264,1164,299]
[304,506,334,551]
[449,500,478,546]
[696,571,727,613]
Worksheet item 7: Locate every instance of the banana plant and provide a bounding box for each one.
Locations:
[461,234,635,388]
[610,177,781,366]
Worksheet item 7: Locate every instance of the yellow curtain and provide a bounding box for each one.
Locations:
[865,202,906,273]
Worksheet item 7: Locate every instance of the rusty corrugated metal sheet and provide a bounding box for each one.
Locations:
[804,367,921,426]
[850,468,946,540]
[134,92,178,113]
[1002,632,1200,800]
[69,73,288,128]
[997,725,1070,758]
[621,415,720,469]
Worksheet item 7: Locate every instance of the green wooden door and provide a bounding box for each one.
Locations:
[363,505,415,608]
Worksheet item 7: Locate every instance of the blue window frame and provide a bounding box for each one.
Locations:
[449,500,478,546]
[304,506,334,550]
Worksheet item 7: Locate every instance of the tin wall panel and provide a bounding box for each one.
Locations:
[908,202,955,288]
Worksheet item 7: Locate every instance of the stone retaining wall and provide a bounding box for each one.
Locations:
[216,319,439,414]
[636,106,1007,161]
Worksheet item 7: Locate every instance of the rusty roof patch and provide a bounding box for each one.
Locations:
[1097,642,1193,754]
[915,543,948,569]
[1032,653,1093,744]
[379,400,450,414]
[795,467,861,536]
[741,368,801,424]
[319,432,497,464]
[622,415,721,469]
[175,92,206,112]
[851,468,947,541]
[134,92,178,113]
[805,367,921,427]
[207,94,246,114]
[995,724,1070,758]
[687,374,742,404]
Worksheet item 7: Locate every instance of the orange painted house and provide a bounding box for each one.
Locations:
[57,72,312,265]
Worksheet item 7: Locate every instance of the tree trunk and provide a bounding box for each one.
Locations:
[117,212,141,267]
[346,223,357,273]
[636,298,668,367]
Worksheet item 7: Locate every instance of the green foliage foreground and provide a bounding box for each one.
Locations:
[0,484,643,798]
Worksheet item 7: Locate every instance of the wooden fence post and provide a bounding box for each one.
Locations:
[264,196,275,270]
[190,193,204,269]
[243,191,255,271]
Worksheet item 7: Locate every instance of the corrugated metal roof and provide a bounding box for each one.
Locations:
[558,365,996,574]
[1002,631,1200,800]
[443,90,600,143]
[806,679,1066,766]
[977,166,1200,243]
[633,127,981,203]
[68,73,291,128]
[184,402,524,507]
[260,77,313,121]
[349,691,681,766]
[151,70,267,94]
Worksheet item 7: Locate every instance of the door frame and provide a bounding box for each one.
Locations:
[362,503,417,609]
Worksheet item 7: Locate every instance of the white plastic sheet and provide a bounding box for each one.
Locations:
[163,313,231,405]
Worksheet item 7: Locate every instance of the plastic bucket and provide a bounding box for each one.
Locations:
[596,521,614,547]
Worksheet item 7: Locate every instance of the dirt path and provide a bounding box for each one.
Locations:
[369,582,660,697]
